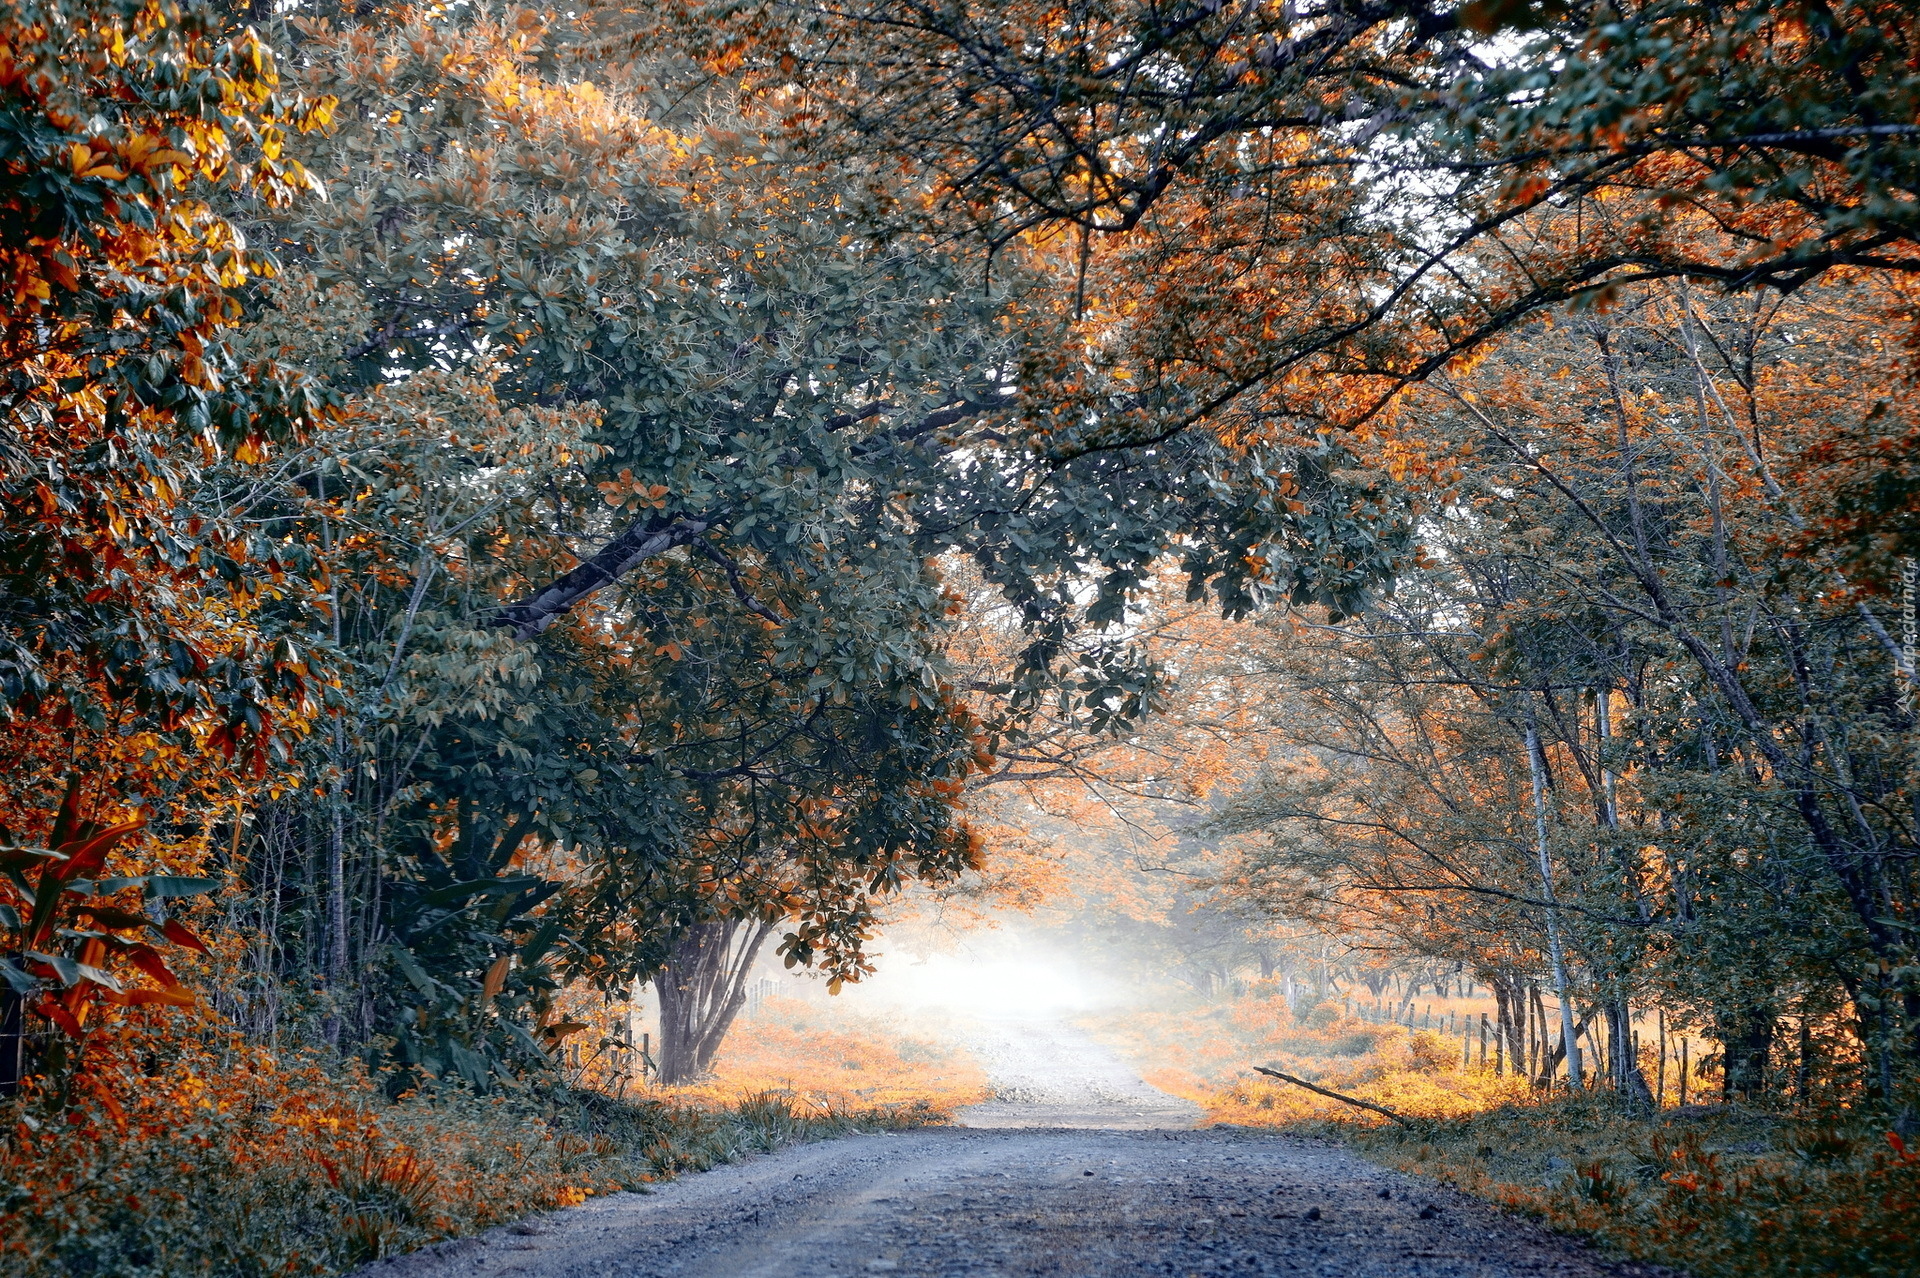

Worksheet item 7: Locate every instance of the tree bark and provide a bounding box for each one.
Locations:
[1530,984,1550,1082]
[1525,717,1584,1088]
[1606,998,1653,1102]
[655,918,775,1085]
[1491,982,1509,1075]
[493,515,715,639]
[1493,975,1528,1078]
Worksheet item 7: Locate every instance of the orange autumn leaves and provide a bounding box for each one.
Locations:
[0,3,326,363]
[0,2,335,1059]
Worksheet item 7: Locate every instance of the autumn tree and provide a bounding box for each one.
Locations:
[196,6,999,1082]
[0,0,331,1085]
[1212,272,1916,1100]
[718,2,1917,421]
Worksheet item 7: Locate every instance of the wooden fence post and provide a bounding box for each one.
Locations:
[1656,1010,1666,1108]
[0,980,20,1098]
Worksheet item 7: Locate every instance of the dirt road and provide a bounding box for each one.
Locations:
[951,1015,1203,1130]
[361,1017,1655,1278]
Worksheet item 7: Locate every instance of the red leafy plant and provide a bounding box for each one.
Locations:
[0,781,217,1087]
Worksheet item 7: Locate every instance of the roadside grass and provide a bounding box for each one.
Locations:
[1081,993,1522,1120]
[677,995,992,1117]
[1081,992,1920,1278]
[1329,1092,1920,1278]
[0,1015,942,1277]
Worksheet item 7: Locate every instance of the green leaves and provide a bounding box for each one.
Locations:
[391,945,435,997]
[143,877,222,900]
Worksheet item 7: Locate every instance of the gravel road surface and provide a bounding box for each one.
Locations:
[953,1016,1202,1130]
[359,1017,1657,1278]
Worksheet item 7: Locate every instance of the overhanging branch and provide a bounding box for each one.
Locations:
[489,399,1001,640]
[490,515,714,639]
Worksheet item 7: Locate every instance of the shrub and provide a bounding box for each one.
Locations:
[0,1015,935,1276]
[1330,1095,1920,1278]
[1302,1000,1346,1029]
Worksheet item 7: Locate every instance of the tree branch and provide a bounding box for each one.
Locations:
[693,537,783,626]
[490,515,714,638]
[1251,1065,1415,1127]
[490,399,1001,640]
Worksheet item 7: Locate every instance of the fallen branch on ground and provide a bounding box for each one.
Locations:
[1251,1065,1414,1127]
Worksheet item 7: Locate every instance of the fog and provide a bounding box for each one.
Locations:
[833,937,1123,1020]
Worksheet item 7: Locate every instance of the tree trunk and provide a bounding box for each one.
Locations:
[1716,1002,1775,1100]
[656,918,774,1085]
[324,770,348,1050]
[1493,976,1527,1077]
[1541,1003,1604,1081]
[1796,1017,1812,1103]
[1491,983,1510,1075]
[1656,1009,1667,1107]
[1525,718,1583,1089]
[1606,998,1653,1102]
[1531,984,1551,1083]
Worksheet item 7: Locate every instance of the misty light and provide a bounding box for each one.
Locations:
[859,953,1098,1017]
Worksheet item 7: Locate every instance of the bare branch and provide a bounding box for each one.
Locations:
[1251,1065,1415,1127]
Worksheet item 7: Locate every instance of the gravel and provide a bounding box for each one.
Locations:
[357,1016,1665,1278]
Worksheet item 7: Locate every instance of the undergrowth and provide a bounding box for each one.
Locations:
[0,1015,938,1277]
[1083,990,1920,1278]
[1331,1093,1920,1278]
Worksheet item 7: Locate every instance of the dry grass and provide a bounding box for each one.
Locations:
[660,996,992,1118]
[1081,990,1920,1278]
[0,1010,946,1277]
[1079,990,1525,1123]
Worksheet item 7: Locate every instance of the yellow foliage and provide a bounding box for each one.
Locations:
[658,997,991,1118]
[1079,991,1526,1128]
